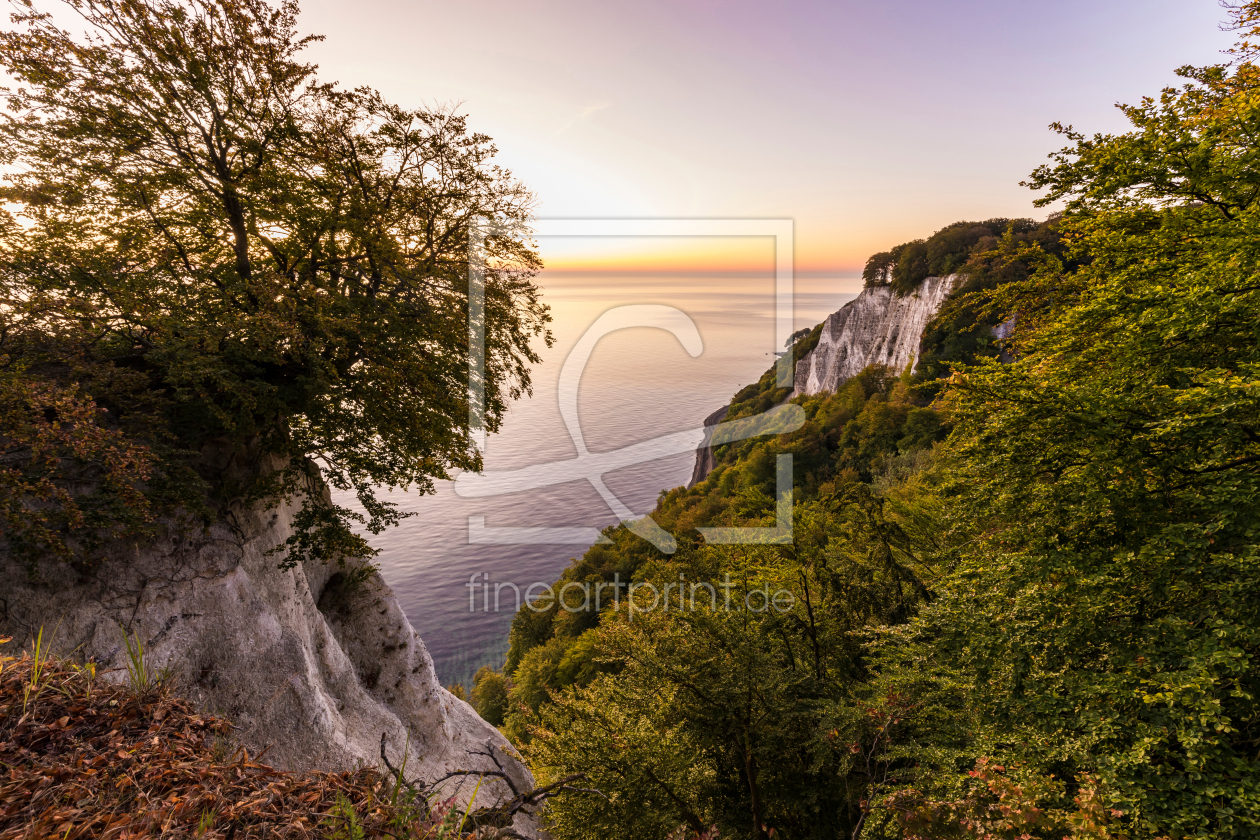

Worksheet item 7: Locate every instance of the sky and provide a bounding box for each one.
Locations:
[290,1,1236,679]
[291,0,1235,279]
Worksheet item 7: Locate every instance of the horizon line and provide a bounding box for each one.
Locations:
[539,267,863,278]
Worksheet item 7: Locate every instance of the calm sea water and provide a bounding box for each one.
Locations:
[333,272,857,688]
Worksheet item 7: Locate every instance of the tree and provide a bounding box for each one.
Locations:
[523,478,949,840]
[0,0,550,567]
[870,6,1260,836]
[472,665,510,727]
[0,373,157,573]
[866,220,1040,298]
[862,249,897,287]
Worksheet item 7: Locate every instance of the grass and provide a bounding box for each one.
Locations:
[120,624,168,694]
[20,623,56,714]
[196,807,218,836]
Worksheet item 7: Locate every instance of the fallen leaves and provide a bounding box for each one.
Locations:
[0,652,469,839]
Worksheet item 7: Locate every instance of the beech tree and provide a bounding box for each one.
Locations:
[0,0,550,567]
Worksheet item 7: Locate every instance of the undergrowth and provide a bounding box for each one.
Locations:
[0,637,487,839]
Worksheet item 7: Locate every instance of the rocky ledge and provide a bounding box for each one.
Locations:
[0,485,541,836]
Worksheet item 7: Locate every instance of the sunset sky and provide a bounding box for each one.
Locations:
[298,0,1232,278]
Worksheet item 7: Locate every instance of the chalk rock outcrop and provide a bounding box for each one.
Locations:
[687,405,730,489]
[687,277,957,486]
[0,488,540,835]
[792,275,956,397]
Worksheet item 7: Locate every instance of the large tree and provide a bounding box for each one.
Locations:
[868,5,1260,838]
[0,0,550,567]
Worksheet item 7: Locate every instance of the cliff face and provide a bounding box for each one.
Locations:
[0,481,539,834]
[792,275,956,397]
[687,277,956,487]
[687,405,730,489]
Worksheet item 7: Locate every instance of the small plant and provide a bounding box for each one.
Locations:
[209,730,234,763]
[387,728,411,810]
[419,797,462,839]
[667,827,721,840]
[455,775,484,837]
[340,561,380,595]
[121,626,169,694]
[380,728,441,833]
[325,794,367,840]
[195,807,217,836]
[317,563,382,615]
[22,625,53,714]
[63,659,97,701]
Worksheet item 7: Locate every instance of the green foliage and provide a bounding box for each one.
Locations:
[471,666,510,726]
[864,10,1260,837]
[0,370,166,576]
[121,626,171,695]
[863,219,1039,296]
[722,322,824,423]
[502,364,949,696]
[912,215,1076,395]
[503,357,952,837]
[21,625,51,714]
[884,757,1126,840]
[784,327,811,348]
[326,794,368,840]
[527,481,950,840]
[518,9,1260,835]
[0,0,550,569]
[195,807,218,837]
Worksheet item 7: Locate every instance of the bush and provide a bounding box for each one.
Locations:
[472,666,510,726]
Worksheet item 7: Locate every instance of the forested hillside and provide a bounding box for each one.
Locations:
[465,9,1260,838]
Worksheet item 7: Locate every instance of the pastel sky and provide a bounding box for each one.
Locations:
[297,0,1230,276]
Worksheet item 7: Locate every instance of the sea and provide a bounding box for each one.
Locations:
[332,270,859,689]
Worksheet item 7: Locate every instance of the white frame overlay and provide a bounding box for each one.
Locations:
[462,218,798,551]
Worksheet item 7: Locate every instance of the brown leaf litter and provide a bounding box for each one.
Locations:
[0,644,476,839]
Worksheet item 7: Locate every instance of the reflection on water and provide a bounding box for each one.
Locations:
[332,273,857,689]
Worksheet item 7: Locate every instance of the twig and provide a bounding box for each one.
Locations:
[379,731,424,800]
[429,768,511,788]
[468,741,522,796]
[385,734,608,827]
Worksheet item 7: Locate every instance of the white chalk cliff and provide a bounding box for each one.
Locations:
[0,470,540,835]
[792,275,956,397]
[688,276,957,487]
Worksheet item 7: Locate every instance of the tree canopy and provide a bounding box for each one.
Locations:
[861,218,1036,296]
[0,0,550,568]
